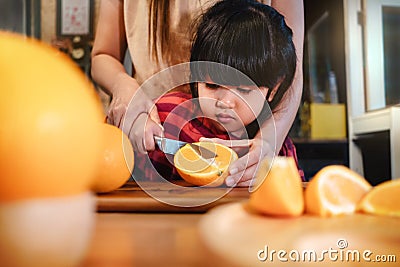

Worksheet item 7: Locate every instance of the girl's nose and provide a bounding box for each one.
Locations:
[215,89,235,109]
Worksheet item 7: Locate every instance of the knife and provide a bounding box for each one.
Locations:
[154,136,217,159]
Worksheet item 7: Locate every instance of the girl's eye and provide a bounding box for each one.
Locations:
[236,87,252,95]
[205,83,220,89]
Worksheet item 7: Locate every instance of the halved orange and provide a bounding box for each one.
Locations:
[358,179,400,217]
[174,142,238,187]
[305,165,372,216]
[248,157,304,217]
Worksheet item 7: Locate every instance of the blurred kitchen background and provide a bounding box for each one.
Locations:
[1,0,399,184]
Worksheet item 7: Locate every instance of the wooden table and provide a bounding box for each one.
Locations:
[81,212,236,267]
[81,182,249,267]
[80,182,399,267]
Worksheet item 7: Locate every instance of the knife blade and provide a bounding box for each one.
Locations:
[154,136,217,159]
[154,136,187,155]
[188,143,217,159]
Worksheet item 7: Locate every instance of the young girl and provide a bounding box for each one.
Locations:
[133,0,304,184]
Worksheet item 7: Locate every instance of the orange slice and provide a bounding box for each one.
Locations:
[358,179,400,217]
[305,165,372,216]
[248,157,304,217]
[174,142,238,187]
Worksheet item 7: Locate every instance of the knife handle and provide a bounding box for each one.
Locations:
[154,136,164,150]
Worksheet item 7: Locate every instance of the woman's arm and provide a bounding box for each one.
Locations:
[91,0,132,97]
[91,0,163,153]
[222,0,304,187]
[269,0,304,148]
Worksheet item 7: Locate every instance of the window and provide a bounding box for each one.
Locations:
[363,0,400,111]
[0,0,26,34]
[0,0,40,38]
[345,0,400,180]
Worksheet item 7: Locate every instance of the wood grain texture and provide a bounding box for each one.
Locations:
[96,181,250,213]
[82,212,236,267]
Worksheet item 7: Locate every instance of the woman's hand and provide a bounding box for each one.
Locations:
[106,93,132,128]
[125,107,164,154]
[105,74,163,154]
[105,73,138,127]
[200,137,275,188]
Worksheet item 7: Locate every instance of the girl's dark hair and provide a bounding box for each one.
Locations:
[190,0,297,138]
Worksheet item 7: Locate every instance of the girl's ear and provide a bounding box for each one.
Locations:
[267,77,284,102]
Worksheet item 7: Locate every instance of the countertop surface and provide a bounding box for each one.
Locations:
[82,182,399,267]
[96,181,250,213]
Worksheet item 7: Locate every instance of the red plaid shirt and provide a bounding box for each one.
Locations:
[133,92,305,182]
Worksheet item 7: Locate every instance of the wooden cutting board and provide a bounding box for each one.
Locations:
[199,202,400,266]
[96,181,250,213]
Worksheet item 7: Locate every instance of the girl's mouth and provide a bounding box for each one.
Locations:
[216,113,235,124]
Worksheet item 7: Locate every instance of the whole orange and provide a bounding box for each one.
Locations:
[0,32,104,202]
[92,124,134,193]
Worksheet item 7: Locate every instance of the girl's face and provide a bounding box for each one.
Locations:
[197,77,269,137]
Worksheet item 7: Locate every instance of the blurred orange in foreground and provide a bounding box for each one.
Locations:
[358,179,400,217]
[305,165,371,217]
[92,124,134,193]
[174,142,238,186]
[0,32,104,202]
[248,157,304,217]
[0,31,102,267]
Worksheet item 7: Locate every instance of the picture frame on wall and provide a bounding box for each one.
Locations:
[56,0,94,38]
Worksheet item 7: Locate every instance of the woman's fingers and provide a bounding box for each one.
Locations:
[106,111,114,125]
[236,179,253,188]
[225,150,261,186]
[199,137,253,156]
[126,112,164,154]
[149,105,161,125]
[199,137,253,148]
[225,163,258,187]
[143,119,164,152]
[127,113,147,153]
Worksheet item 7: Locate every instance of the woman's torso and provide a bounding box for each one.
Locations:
[124,0,210,98]
[124,0,270,99]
